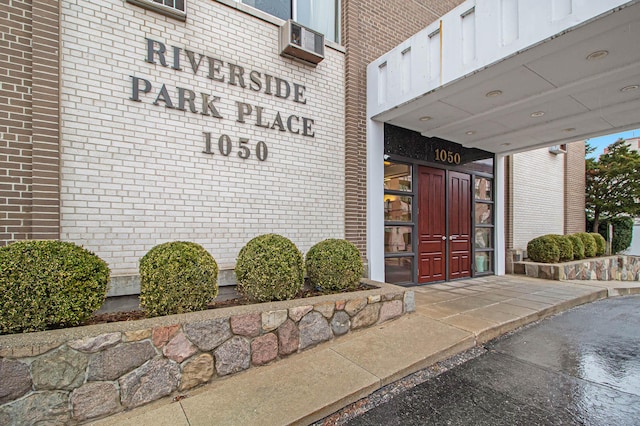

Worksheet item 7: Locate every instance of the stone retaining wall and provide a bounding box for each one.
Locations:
[0,280,414,424]
[514,255,640,281]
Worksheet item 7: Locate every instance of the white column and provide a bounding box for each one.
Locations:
[366,119,385,281]
[494,153,506,275]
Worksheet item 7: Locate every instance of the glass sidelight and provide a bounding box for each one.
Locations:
[474,176,494,274]
[385,226,413,253]
[384,195,412,222]
[384,161,415,284]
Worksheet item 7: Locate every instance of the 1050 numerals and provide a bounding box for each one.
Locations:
[203,132,268,161]
[434,148,461,165]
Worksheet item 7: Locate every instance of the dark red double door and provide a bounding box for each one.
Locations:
[418,166,471,283]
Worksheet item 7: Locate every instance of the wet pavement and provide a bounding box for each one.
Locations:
[345,295,640,426]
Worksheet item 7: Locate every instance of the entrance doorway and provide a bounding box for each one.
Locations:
[418,166,471,283]
[382,123,495,285]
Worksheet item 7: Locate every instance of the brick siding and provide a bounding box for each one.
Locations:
[504,155,513,250]
[1,0,34,244]
[31,0,61,239]
[1,0,60,246]
[341,0,465,258]
[511,147,565,250]
[564,141,586,233]
[506,144,586,267]
[58,0,345,274]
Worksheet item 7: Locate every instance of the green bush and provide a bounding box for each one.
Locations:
[235,234,303,302]
[547,235,574,262]
[526,235,560,263]
[139,241,218,317]
[609,217,634,254]
[305,239,364,293]
[590,233,606,256]
[0,240,109,334]
[567,234,585,260]
[588,216,634,254]
[574,232,597,257]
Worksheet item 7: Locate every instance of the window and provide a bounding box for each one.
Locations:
[127,0,186,20]
[242,0,341,43]
[384,161,415,284]
[152,0,185,11]
[474,176,494,274]
[384,195,412,222]
[242,0,290,20]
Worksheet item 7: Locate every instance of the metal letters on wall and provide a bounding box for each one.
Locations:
[128,38,320,161]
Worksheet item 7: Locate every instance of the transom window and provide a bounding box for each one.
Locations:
[241,0,340,43]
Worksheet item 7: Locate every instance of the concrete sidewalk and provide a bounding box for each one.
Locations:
[93,276,640,426]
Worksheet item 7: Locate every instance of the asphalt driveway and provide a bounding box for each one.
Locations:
[346,295,640,425]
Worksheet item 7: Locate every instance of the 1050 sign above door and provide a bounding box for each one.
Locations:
[434,148,461,165]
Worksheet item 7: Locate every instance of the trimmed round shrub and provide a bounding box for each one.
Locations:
[306,239,364,293]
[526,235,560,263]
[235,234,303,302]
[574,232,597,258]
[567,234,585,260]
[139,241,218,317]
[0,240,109,334]
[590,232,606,256]
[547,235,574,262]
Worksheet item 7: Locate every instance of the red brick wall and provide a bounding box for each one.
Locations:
[341,0,464,256]
[0,0,59,245]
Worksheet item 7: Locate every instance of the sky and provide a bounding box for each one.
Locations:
[586,128,640,159]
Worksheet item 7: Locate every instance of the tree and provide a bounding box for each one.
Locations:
[585,139,640,232]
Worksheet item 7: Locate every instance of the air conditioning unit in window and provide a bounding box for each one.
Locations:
[549,144,567,155]
[279,20,324,66]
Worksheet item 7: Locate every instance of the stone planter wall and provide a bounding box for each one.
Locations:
[514,255,640,281]
[0,280,414,424]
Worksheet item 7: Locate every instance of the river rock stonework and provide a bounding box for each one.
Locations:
[69,332,121,353]
[179,353,214,391]
[379,300,403,323]
[230,313,261,337]
[330,311,351,336]
[516,255,640,282]
[184,318,232,351]
[277,319,300,356]
[119,358,180,408]
[299,311,332,350]
[0,391,69,425]
[31,346,88,391]
[0,281,412,423]
[251,333,278,366]
[351,303,381,329]
[214,336,251,376]
[163,332,198,363]
[87,340,156,381]
[0,359,32,405]
[71,381,121,421]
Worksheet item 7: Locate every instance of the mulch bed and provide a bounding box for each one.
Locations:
[85,283,375,326]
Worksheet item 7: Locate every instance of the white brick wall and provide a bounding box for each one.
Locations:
[512,147,565,250]
[59,0,346,275]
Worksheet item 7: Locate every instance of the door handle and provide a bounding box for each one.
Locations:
[441,236,447,241]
